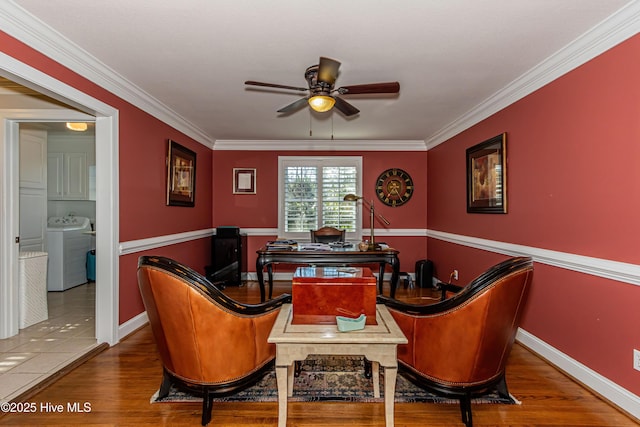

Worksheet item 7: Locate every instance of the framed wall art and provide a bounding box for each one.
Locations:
[233,168,256,194]
[166,139,196,207]
[466,133,507,213]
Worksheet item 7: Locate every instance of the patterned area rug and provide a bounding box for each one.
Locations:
[151,356,518,404]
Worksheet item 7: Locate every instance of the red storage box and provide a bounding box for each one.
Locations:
[292,266,377,325]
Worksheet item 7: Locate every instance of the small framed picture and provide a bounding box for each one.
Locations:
[233,168,256,194]
[166,139,196,207]
[466,133,507,213]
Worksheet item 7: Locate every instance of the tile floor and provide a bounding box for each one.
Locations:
[0,282,97,402]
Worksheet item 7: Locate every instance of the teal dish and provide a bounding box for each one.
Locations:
[336,314,366,332]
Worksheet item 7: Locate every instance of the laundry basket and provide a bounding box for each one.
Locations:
[19,251,49,329]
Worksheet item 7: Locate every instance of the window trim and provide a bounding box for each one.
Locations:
[277,156,363,241]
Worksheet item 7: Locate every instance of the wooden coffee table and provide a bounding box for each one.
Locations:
[267,304,407,427]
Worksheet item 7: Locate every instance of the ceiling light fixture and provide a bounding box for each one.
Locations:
[308,95,336,113]
[66,122,87,132]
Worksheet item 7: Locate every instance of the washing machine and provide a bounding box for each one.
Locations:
[46,216,92,291]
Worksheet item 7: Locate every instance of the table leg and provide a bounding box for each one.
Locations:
[384,366,398,427]
[256,258,266,302]
[372,361,380,398]
[275,364,288,427]
[287,364,294,397]
[389,258,400,299]
[378,262,385,294]
[267,264,274,300]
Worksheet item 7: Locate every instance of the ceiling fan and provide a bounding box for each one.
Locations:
[244,57,400,116]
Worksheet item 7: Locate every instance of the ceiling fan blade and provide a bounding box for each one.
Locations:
[245,80,308,92]
[317,57,341,85]
[277,97,310,114]
[338,82,400,95]
[333,96,360,116]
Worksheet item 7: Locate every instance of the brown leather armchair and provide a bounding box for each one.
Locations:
[377,257,533,427]
[310,226,345,243]
[137,256,291,426]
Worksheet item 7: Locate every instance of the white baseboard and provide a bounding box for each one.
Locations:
[118,311,148,341]
[516,328,640,420]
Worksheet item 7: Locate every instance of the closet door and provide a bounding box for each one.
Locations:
[19,129,47,252]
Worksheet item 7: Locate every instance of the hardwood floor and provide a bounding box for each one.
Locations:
[1,280,637,426]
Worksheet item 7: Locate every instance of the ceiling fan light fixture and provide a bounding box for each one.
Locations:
[66,122,88,132]
[308,95,335,112]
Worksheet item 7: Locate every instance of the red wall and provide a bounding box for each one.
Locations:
[427,35,640,394]
[118,239,211,323]
[212,150,428,274]
[0,31,214,324]
[119,117,212,241]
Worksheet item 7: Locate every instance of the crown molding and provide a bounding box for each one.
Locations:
[213,139,427,151]
[425,1,640,150]
[2,1,637,152]
[0,1,214,148]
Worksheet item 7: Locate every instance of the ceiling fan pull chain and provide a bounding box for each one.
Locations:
[331,114,334,140]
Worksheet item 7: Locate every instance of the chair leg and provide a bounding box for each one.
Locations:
[201,387,213,426]
[158,370,172,398]
[459,394,473,427]
[495,376,510,399]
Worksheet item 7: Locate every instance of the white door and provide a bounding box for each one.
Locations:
[19,128,47,252]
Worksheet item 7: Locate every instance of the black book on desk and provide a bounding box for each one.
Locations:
[266,240,298,250]
[206,226,246,286]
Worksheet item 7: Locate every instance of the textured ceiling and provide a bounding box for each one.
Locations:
[7,0,636,145]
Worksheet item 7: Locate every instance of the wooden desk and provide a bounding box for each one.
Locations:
[268,304,407,427]
[256,246,400,301]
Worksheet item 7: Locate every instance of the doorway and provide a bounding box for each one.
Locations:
[0,56,119,349]
[1,113,104,401]
[20,120,96,326]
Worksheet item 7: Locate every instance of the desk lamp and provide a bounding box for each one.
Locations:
[343,194,390,251]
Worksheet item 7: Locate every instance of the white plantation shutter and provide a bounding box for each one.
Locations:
[279,156,362,240]
[321,166,357,230]
[283,166,318,232]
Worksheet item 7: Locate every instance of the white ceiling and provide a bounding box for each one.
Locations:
[8,0,637,145]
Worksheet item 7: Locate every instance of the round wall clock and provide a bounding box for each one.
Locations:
[375,168,414,207]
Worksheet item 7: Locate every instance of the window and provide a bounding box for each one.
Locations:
[278,156,362,240]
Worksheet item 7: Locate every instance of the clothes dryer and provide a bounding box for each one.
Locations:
[46,216,92,291]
